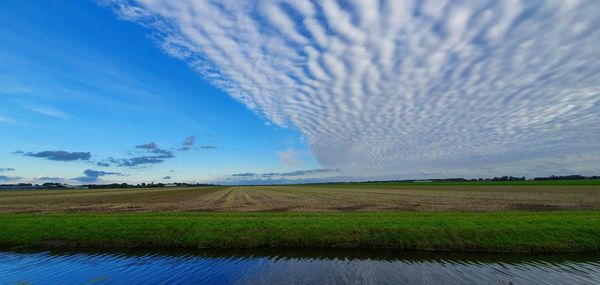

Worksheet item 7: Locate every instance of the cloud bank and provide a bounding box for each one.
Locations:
[0,175,21,182]
[226,168,339,185]
[36,176,65,183]
[104,0,600,177]
[73,169,123,183]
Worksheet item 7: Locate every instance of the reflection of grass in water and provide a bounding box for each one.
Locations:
[16,281,32,285]
[1,211,599,253]
[10,247,600,266]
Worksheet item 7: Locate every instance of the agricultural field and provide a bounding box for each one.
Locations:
[1,181,600,252]
[1,181,599,213]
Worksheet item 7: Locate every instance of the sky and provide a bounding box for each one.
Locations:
[1,0,599,185]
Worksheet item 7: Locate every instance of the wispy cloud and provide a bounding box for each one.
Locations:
[135,142,157,150]
[106,155,170,167]
[21,150,91,161]
[179,136,195,151]
[277,149,301,166]
[183,136,195,146]
[135,142,173,156]
[99,141,175,167]
[0,168,15,172]
[0,115,12,123]
[23,105,68,119]
[104,0,600,177]
[0,175,22,182]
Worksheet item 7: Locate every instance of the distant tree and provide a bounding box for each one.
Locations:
[534,175,595,180]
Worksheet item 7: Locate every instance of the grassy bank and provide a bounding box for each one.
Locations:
[1,211,599,253]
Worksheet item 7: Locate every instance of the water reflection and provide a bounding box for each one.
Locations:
[1,248,599,284]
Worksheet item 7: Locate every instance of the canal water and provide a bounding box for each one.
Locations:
[1,249,599,284]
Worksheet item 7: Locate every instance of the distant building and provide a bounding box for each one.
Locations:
[165,183,178,187]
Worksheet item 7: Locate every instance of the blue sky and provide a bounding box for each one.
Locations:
[0,0,319,184]
[1,0,599,184]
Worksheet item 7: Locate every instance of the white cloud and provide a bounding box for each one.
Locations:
[277,148,301,166]
[0,115,12,123]
[23,105,68,119]
[103,0,600,178]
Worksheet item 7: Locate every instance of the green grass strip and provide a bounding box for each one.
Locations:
[1,211,599,253]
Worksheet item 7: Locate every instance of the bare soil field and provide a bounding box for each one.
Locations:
[1,184,599,213]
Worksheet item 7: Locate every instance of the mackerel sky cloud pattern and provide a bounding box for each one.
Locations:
[104,0,600,177]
